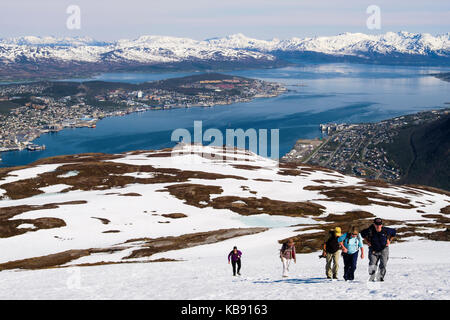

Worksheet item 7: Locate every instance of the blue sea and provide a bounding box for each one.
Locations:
[1,62,449,167]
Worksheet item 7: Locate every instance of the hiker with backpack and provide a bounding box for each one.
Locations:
[228,246,242,276]
[280,238,296,277]
[321,227,342,279]
[361,218,396,282]
[338,226,364,281]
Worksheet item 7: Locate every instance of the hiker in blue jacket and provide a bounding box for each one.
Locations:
[338,226,364,281]
[361,218,396,282]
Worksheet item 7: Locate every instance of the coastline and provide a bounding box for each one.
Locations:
[0,88,286,166]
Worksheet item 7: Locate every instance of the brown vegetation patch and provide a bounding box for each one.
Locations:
[119,192,142,197]
[303,185,415,209]
[440,206,450,215]
[209,196,326,217]
[0,217,67,238]
[124,227,268,259]
[31,153,123,165]
[426,229,450,241]
[422,214,450,224]
[0,200,86,238]
[160,182,325,217]
[70,258,179,268]
[231,164,262,171]
[312,179,340,184]
[277,168,309,177]
[146,152,173,158]
[161,213,188,219]
[160,183,223,207]
[125,150,155,156]
[0,165,33,181]
[91,217,110,224]
[406,185,450,197]
[358,179,392,188]
[253,178,273,182]
[0,159,246,200]
[240,186,257,195]
[0,249,92,271]
[315,210,375,222]
[103,230,120,233]
[0,247,127,271]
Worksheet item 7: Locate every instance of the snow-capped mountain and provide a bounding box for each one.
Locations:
[208,31,450,57]
[0,31,449,80]
[0,144,449,299]
[0,35,276,65]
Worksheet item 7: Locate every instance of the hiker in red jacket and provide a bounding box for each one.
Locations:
[280,238,296,277]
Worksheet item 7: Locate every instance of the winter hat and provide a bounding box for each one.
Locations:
[334,227,342,237]
[374,218,383,225]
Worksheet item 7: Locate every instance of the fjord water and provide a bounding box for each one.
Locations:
[1,62,449,167]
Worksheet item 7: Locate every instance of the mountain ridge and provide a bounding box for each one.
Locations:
[1,31,449,81]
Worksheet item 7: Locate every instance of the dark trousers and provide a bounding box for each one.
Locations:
[342,252,358,281]
[232,259,241,275]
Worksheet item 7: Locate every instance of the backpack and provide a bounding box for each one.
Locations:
[281,243,294,259]
[367,226,388,241]
[366,226,389,249]
[344,232,352,247]
[325,234,339,254]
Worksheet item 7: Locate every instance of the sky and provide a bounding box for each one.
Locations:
[0,0,449,40]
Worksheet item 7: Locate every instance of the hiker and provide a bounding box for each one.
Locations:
[228,246,242,276]
[321,227,342,279]
[361,218,396,282]
[338,226,364,281]
[280,238,296,277]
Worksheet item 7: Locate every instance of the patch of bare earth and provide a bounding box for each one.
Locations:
[0,200,86,238]
[91,217,110,225]
[303,185,415,209]
[161,213,188,219]
[0,227,267,271]
[440,205,450,215]
[406,185,450,197]
[0,160,246,200]
[119,192,142,197]
[123,227,268,259]
[159,183,325,217]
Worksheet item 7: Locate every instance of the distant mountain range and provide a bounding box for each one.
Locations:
[1,31,449,80]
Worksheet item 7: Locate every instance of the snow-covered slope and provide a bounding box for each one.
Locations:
[0,144,448,299]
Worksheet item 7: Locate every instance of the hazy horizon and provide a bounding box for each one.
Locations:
[1,30,449,43]
[0,0,448,41]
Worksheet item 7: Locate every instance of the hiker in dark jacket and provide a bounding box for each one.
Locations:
[228,246,242,276]
[321,227,342,279]
[361,218,396,282]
